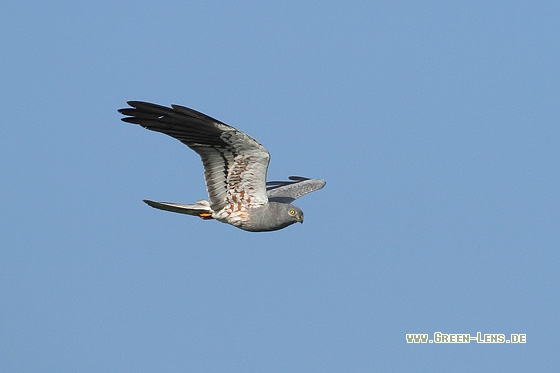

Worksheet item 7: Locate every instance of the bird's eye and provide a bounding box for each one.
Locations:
[289,209,296,215]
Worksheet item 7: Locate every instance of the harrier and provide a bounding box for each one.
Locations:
[118,101,325,232]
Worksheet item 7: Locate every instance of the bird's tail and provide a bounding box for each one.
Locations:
[143,199,214,220]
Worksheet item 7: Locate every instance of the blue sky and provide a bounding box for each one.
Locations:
[1,1,559,371]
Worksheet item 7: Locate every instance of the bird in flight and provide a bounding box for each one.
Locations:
[118,101,326,232]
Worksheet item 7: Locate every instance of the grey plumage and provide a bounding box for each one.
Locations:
[267,176,327,203]
[118,101,325,232]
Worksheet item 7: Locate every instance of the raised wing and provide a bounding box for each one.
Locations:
[119,101,270,212]
[266,176,326,203]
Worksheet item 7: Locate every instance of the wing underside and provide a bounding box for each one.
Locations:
[119,101,270,212]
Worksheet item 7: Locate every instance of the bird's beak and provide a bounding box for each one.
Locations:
[298,214,304,224]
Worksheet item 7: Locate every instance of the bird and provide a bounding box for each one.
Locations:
[118,101,326,232]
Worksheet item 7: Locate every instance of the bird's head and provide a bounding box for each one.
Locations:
[286,205,304,224]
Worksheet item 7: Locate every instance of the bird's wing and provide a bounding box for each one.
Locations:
[119,101,270,213]
[266,176,326,203]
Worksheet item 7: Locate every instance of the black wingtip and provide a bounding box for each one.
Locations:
[288,176,310,181]
[126,100,143,108]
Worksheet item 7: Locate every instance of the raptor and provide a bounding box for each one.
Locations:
[118,101,325,232]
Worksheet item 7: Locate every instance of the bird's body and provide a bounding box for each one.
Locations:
[118,101,325,232]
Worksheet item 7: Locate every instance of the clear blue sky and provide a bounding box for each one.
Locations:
[1,1,559,371]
